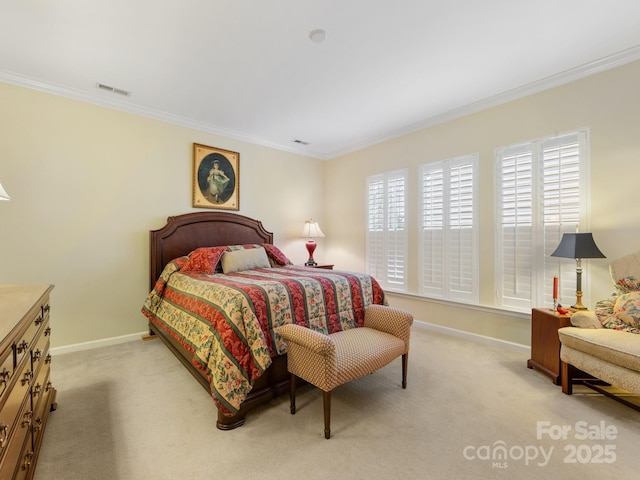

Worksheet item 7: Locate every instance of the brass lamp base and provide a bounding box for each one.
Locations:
[572,262,588,310]
[571,290,587,310]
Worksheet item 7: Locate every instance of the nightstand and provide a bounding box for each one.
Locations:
[305,264,334,270]
[527,308,573,385]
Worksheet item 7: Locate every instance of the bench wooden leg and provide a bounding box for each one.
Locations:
[323,390,331,439]
[402,353,408,389]
[290,373,297,414]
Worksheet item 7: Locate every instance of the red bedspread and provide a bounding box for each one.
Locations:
[142,260,385,415]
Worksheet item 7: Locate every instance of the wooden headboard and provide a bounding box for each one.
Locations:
[149,212,273,290]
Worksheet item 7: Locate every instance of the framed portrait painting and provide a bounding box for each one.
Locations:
[192,143,239,210]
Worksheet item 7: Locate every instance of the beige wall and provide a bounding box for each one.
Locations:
[325,60,640,345]
[0,82,325,347]
[3,60,640,349]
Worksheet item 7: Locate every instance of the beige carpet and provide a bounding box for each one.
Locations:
[34,326,640,479]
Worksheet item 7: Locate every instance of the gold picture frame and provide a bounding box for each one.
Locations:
[192,143,239,210]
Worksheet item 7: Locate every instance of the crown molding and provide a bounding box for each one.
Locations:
[2,43,640,161]
[0,70,314,159]
[328,44,640,159]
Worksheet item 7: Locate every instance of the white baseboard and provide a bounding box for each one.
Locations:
[50,323,529,356]
[50,331,149,356]
[413,319,529,354]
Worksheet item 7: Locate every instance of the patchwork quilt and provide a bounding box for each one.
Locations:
[141,259,385,415]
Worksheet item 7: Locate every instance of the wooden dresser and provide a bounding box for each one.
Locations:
[0,285,56,480]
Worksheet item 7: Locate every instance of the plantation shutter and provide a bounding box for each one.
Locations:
[541,132,586,307]
[420,155,478,302]
[366,175,385,281]
[496,130,587,310]
[366,170,407,291]
[449,160,477,301]
[420,165,444,296]
[496,145,534,309]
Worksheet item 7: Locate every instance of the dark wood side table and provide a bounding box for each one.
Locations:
[527,308,572,385]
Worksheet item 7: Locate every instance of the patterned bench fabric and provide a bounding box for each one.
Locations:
[279,305,412,392]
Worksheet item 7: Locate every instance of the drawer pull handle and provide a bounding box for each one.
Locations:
[32,417,43,433]
[45,354,52,364]
[16,340,29,354]
[0,423,7,448]
[21,370,33,386]
[44,326,52,337]
[33,383,42,397]
[33,349,42,362]
[21,410,33,428]
[44,304,51,313]
[0,368,9,384]
[21,451,34,470]
[35,315,43,326]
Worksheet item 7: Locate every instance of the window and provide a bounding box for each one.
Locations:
[366,169,407,291]
[495,130,589,310]
[419,155,478,302]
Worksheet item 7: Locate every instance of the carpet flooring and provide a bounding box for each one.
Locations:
[34,325,640,479]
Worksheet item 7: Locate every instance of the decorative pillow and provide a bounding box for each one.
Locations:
[615,276,640,294]
[211,245,263,273]
[180,247,229,274]
[221,246,271,274]
[613,292,640,328]
[262,243,292,267]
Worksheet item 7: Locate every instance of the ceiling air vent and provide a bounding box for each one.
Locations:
[293,139,309,145]
[96,83,131,97]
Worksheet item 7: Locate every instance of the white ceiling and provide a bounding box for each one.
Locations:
[2,1,640,160]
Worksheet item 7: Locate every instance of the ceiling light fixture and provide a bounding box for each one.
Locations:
[309,29,327,43]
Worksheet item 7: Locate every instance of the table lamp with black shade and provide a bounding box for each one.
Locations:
[551,232,605,310]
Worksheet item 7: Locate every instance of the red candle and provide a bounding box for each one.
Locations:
[553,276,558,300]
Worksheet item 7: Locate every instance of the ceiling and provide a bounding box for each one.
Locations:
[2,1,640,160]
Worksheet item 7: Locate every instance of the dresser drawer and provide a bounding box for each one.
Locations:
[0,357,32,460]
[0,402,33,480]
[31,355,50,419]
[13,310,45,371]
[0,352,12,400]
[30,320,50,377]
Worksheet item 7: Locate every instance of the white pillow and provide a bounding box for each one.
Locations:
[221,247,271,274]
[570,311,602,329]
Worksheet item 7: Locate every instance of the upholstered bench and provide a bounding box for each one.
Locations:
[559,326,640,396]
[558,251,640,409]
[278,305,413,439]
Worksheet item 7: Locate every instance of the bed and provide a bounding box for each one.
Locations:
[141,212,385,430]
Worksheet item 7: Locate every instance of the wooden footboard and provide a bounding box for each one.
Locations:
[149,321,291,429]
